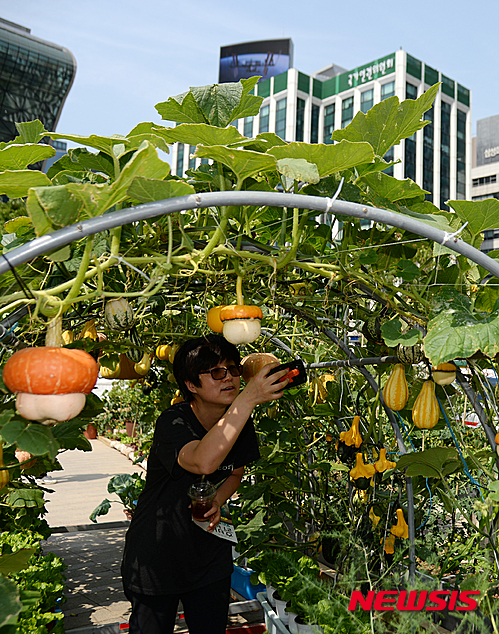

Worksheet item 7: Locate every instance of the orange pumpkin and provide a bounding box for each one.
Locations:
[3,347,98,395]
[220,305,263,321]
[241,353,279,381]
[220,305,263,344]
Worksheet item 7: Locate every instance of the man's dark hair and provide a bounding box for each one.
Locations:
[173,335,241,402]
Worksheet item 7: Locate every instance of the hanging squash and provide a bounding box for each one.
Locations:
[391,509,409,539]
[374,448,397,473]
[383,533,396,555]
[432,362,456,386]
[62,330,74,345]
[349,452,376,490]
[382,363,408,411]
[337,415,363,462]
[412,380,440,429]
[241,353,279,381]
[3,347,99,422]
[156,344,172,361]
[397,343,424,365]
[207,306,226,334]
[105,298,135,332]
[496,433,499,458]
[126,327,144,363]
[220,304,263,345]
[369,505,381,528]
[134,353,151,377]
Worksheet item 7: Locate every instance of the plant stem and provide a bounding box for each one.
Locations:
[64,235,94,306]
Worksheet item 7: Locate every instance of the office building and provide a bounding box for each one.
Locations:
[0,17,76,144]
[172,46,471,210]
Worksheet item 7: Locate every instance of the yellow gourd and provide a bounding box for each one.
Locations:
[432,362,456,386]
[369,506,381,528]
[383,533,396,554]
[374,448,397,473]
[391,508,409,539]
[382,363,408,411]
[340,415,363,449]
[62,330,74,345]
[156,344,171,361]
[412,380,440,429]
[350,452,376,489]
[134,353,151,377]
[0,445,9,490]
[171,390,184,405]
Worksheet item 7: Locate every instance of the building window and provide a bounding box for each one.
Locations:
[311,104,320,144]
[296,98,305,142]
[189,145,196,170]
[405,136,416,181]
[456,109,466,199]
[244,116,253,137]
[361,89,373,113]
[406,82,418,100]
[384,147,394,177]
[381,81,395,100]
[323,103,335,144]
[473,175,497,187]
[440,101,451,209]
[176,143,184,176]
[259,105,270,134]
[341,96,354,128]
[423,107,434,201]
[275,98,287,140]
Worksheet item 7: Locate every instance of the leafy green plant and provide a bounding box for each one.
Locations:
[89,472,146,522]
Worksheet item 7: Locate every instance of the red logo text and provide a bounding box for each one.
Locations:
[348,590,480,612]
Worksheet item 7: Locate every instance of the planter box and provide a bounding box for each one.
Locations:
[256,592,291,634]
[231,565,266,600]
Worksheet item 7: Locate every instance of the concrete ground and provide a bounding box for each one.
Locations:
[41,438,264,633]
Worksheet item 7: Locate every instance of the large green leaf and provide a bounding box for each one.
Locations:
[448,199,499,247]
[0,550,35,576]
[159,123,245,147]
[361,172,428,202]
[155,77,262,128]
[268,140,374,178]
[47,131,130,155]
[389,205,456,234]
[0,170,52,198]
[332,84,439,157]
[15,120,48,144]
[0,144,55,170]
[125,122,171,154]
[127,177,195,203]
[194,145,276,182]
[236,132,288,152]
[276,158,320,184]
[396,447,459,478]
[0,419,59,458]
[381,318,421,347]
[6,487,46,509]
[26,185,86,235]
[0,575,22,628]
[424,288,499,364]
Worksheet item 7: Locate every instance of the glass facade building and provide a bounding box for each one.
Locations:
[0,18,76,144]
[172,49,471,204]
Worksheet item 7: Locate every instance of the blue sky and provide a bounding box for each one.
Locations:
[3,0,498,148]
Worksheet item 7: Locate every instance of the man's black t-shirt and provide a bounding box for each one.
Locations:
[121,401,260,595]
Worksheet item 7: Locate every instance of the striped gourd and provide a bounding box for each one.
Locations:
[105,298,135,332]
[382,363,408,411]
[0,445,9,490]
[412,380,440,429]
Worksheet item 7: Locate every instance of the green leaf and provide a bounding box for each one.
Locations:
[1,419,59,459]
[127,177,195,203]
[69,148,114,178]
[239,132,288,152]
[159,123,245,147]
[424,288,499,365]
[396,259,421,282]
[126,122,171,154]
[276,158,320,184]
[47,132,130,155]
[6,487,46,509]
[45,245,71,262]
[0,170,52,198]
[0,144,55,170]
[155,90,207,125]
[332,84,439,157]
[0,575,22,628]
[448,199,499,246]
[4,217,32,233]
[15,120,48,144]
[193,77,262,127]
[362,172,428,202]
[26,185,85,236]
[268,140,374,178]
[226,77,264,123]
[89,498,112,523]
[194,145,276,182]
[390,205,456,234]
[381,318,420,347]
[396,447,458,478]
[51,419,92,451]
[0,550,35,576]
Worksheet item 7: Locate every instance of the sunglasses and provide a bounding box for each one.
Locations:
[199,365,242,380]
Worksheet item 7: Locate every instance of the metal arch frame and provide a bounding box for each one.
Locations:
[2,189,499,581]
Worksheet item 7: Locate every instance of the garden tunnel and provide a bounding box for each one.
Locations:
[2,189,499,581]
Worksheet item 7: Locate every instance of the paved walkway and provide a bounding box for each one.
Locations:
[41,438,264,633]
